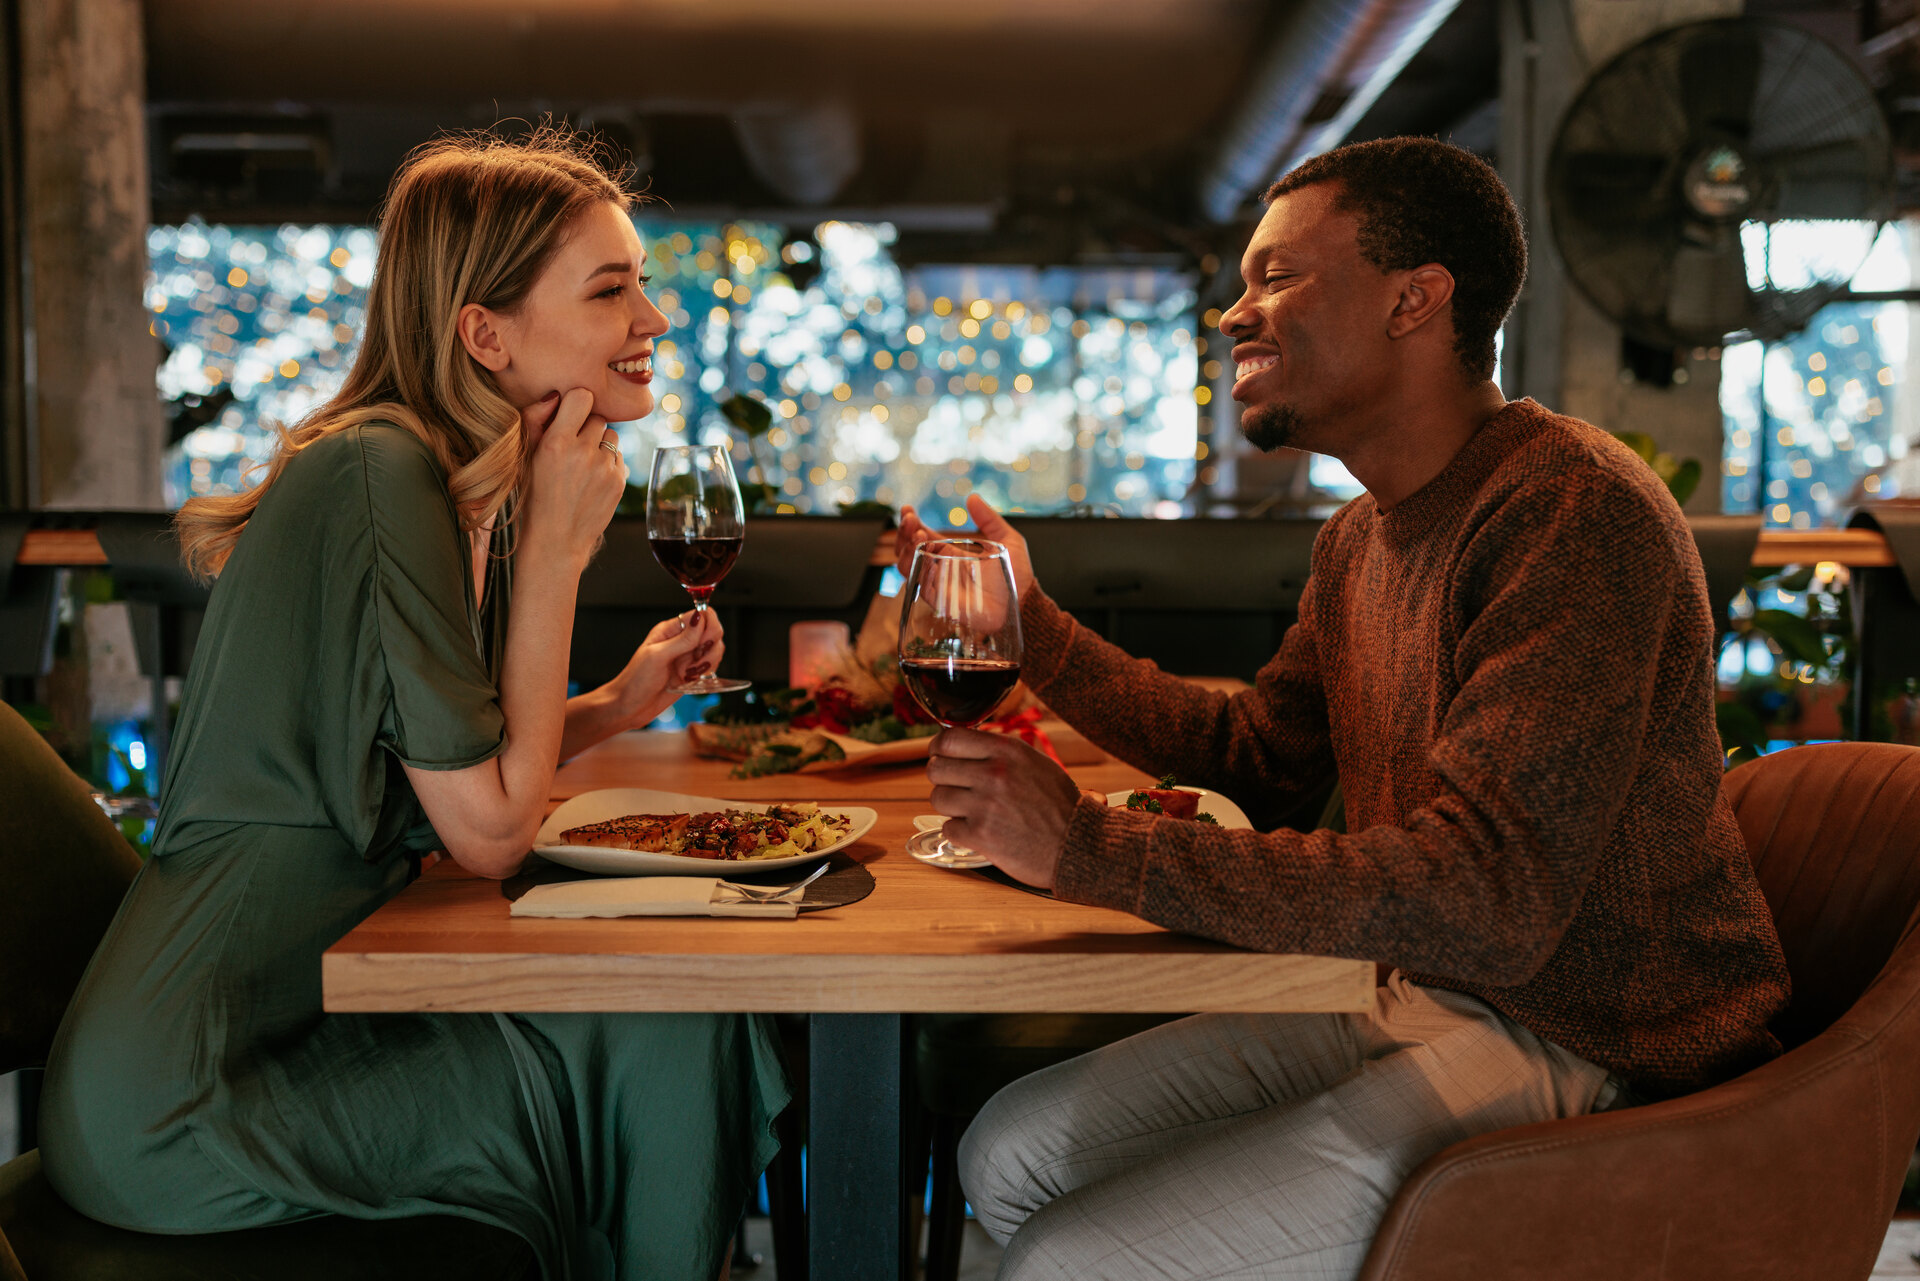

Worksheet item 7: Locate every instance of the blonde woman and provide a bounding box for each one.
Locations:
[39,129,786,1280]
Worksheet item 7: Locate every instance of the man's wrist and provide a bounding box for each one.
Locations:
[1015,584,1075,692]
[1052,796,1152,912]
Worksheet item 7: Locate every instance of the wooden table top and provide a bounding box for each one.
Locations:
[324,731,1375,1017]
[14,525,1905,570]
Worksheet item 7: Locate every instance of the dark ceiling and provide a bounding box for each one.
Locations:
[142,0,1507,267]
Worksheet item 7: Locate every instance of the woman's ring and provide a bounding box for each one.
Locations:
[599,440,621,455]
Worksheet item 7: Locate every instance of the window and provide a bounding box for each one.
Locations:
[1719,224,1913,526]
[150,218,1205,517]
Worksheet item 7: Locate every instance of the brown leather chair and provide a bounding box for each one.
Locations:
[1358,741,1920,1281]
[0,700,535,1280]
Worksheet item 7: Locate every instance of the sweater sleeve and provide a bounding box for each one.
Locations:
[1020,566,1338,827]
[1054,470,1694,987]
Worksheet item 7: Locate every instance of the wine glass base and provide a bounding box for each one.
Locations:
[672,675,752,695]
[906,828,992,869]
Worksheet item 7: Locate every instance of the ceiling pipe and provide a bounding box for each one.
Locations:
[1279,0,1465,173]
[733,101,862,206]
[1198,0,1462,224]
[1198,0,1380,224]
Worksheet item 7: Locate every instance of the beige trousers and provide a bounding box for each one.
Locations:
[959,973,1621,1281]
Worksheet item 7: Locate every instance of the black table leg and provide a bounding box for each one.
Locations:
[809,1013,909,1281]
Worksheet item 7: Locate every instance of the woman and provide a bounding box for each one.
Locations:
[39,129,787,1280]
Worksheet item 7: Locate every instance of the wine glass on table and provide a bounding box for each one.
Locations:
[898,538,1024,868]
[647,443,751,694]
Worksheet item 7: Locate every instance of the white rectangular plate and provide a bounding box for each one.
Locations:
[534,787,877,876]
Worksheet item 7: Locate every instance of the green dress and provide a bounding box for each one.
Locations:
[40,422,789,1280]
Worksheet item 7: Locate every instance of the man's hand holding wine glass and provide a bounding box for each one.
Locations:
[898,525,1084,883]
[923,729,1081,889]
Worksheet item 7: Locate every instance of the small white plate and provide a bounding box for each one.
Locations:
[535,787,876,875]
[1104,786,1254,829]
[906,787,1253,875]
[906,825,992,870]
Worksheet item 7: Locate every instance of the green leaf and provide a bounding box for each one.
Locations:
[1716,701,1767,763]
[846,716,906,744]
[81,571,117,605]
[654,473,700,504]
[1612,431,1658,464]
[1775,566,1816,592]
[738,481,781,513]
[1666,457,1701,506]
[1749,608,1830,668]
[718,393,775,439]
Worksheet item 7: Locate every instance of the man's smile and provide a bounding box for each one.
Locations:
[1231,346,1281,398]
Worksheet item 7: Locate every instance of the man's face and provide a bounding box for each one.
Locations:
[1219,184,1400,455]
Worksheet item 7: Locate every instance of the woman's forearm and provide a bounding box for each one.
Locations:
[485,531,584,832]
[561,683,633,761]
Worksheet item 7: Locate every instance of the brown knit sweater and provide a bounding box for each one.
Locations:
[1027,399,1789,1097]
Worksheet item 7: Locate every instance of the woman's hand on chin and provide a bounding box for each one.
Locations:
[611,608,724,728]
[518,387,627,573]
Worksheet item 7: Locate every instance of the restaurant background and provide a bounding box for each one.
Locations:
[9,1,1920,1239]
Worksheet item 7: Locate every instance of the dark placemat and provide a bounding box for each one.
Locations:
[976,865,1057,900]
[502,850,874,913]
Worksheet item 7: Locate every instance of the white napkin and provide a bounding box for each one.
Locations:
[510,876,799,919]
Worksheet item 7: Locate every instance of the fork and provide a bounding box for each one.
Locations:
[723,861,832,902]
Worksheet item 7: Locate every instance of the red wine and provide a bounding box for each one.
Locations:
[650,536,742,598]
[900,657,1022,728]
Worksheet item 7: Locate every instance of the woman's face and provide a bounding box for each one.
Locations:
[484,200,669,422]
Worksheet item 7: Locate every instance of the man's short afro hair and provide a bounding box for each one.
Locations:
[1265,137,1525,381]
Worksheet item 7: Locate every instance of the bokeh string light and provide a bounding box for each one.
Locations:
[150,217,1202,518]
[1719,225,1913,527]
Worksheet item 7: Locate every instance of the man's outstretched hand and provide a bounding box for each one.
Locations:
[895,493,1036,600]
[925,727,1082,888]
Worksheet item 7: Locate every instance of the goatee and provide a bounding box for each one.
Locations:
[1241,402,1305,452]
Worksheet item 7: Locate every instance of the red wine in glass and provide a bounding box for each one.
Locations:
[900,657,1022,728]
[647,444,751,694]
[648,536,743,603]
[897,538,1024,867]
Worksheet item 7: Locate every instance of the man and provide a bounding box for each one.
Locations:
[894,138,1789,1280]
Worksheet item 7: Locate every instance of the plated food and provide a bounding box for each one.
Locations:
[1103,781,1252,831]
[535,787,877,877]
[559,803,852,862]
[1120,775,1221,824]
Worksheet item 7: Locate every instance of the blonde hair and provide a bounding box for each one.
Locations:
[175,125,634,579]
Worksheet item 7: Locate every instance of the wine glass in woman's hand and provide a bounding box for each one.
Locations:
[898,538,1024,867]
[647,444,751,694]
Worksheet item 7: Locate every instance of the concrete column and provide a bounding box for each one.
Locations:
[21,0,161,509]
[1498,0,1740,513]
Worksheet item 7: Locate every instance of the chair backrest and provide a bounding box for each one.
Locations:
[0,701,141,1075]
[1722,741,1920,1049]
[1356,741,1920,1281]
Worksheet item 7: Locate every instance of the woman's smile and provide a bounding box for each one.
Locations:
[608,350,653,384]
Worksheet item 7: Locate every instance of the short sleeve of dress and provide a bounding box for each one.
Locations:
[355,425,507,770]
